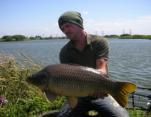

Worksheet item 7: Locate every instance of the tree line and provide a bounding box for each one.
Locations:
[104,34,151,39]
[0,34,151,42]
[0,35,66,42]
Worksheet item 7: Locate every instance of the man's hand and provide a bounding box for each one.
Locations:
[96,58,108,75]
[96,69,109,78]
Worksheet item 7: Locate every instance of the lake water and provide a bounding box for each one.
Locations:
[0,39,151,107]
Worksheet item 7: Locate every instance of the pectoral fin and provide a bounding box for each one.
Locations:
[68,97,78,108]
[44,90,57,101]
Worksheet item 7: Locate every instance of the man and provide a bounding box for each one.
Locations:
[57,11,129,117]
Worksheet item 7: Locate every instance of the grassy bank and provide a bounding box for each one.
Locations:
[0,54,64,117]
[0,54,150,117]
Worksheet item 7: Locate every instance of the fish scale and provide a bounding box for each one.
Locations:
[48,65,113,96]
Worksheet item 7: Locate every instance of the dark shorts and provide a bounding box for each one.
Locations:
[57,95,129,117]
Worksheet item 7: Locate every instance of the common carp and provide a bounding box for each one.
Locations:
[27,64,136,108]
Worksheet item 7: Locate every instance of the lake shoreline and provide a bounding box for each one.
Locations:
[0,34,151,42]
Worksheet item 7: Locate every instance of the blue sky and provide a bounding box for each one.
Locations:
[0,0,151,37]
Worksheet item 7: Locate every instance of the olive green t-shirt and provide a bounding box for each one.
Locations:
[59,34,109,68]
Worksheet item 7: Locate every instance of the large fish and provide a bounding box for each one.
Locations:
[27,64,136,108]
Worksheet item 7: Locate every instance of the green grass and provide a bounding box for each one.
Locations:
[0,53,150,117]
[0,54,64,117]
[128,108,151,117]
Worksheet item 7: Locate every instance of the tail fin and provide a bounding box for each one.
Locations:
[112,82,136,107]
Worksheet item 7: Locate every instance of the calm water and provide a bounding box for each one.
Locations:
[0,39,151,103]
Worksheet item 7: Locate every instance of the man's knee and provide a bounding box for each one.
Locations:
[91,96,129,117]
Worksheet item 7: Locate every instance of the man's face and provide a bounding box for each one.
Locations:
[60,22,81,40]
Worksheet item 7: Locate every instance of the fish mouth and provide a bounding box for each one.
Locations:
[26,75,34,84]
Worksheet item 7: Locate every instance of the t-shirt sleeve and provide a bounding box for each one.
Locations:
[94,38,109,59]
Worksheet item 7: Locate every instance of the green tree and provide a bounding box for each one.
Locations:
[1,35,27,41]
[120,34,132,39]
[1,35,14,41]
[12,35,26,41]
[104,35,119,38]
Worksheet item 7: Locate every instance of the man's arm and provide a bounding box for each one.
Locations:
[96,57,108,76]
[94,36,109,76]
[90,57,109,98]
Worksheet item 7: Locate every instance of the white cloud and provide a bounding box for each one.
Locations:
[84,15,151,35]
